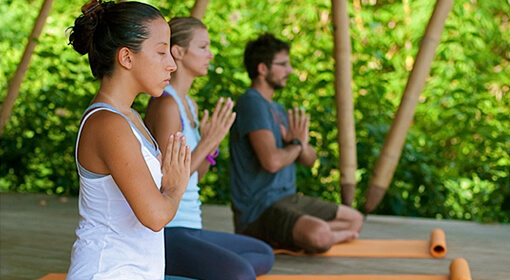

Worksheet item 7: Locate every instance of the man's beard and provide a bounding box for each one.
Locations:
[265,74,286,90]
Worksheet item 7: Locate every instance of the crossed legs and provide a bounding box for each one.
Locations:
[292,205,363,253]
[240,195,364,254]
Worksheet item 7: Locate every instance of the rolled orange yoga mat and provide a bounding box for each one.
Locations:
[274,228,447,258]
[449,258,472,280]
[257,258,471,280]
[429,228,447,258]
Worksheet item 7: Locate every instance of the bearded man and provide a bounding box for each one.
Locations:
[229,33,363,253]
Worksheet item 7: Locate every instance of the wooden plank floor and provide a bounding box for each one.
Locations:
[1,193,509,280]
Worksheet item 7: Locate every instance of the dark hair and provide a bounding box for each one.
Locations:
[68,1,164,79]
[169,17,207,48]
[244,33,290,80]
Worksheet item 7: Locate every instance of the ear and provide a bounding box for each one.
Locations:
[171,45,185,61]
[257,62,269,77]
[118,47,132,70]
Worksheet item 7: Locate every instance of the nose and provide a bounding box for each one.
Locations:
[208,49,214,60]
[167,54,177,73]
[288,64,294,74]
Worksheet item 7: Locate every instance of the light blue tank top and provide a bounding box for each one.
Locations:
[163,85,202,229]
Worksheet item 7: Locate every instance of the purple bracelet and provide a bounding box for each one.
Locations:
[206,148,220,165]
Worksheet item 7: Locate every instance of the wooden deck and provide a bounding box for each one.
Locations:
[1,193,509,280]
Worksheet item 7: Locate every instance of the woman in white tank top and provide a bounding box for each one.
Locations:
[66,1,190,279]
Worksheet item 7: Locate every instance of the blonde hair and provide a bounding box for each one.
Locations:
[169,17,207,48]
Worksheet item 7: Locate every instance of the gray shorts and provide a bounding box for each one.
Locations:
[241,194,338,250]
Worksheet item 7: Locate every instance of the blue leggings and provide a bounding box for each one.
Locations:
[164,227,274,280]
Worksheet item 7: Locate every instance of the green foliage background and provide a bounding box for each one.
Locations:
[1,0,509,223]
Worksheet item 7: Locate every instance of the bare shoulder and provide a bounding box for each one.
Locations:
[82,110,134,143]
[78,110,136,173]
[144,96,182,149]
[146,96,180,121]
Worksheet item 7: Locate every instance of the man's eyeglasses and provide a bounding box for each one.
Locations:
[271,61,291,67]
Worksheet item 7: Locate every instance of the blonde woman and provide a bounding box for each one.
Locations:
[145,17,274,280]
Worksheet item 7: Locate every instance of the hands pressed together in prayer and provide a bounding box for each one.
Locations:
[200,97,236,154]
[281,107,310,148]
[160,132,191,197]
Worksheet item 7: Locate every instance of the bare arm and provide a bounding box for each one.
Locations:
[193,107,213,179]
[195,97,236,180]
[79,111,190,232]
[296,144,317,167]
[145,96,235,180]
[192,99,214,181]
[248,129,302,173]
[145,96,182,156]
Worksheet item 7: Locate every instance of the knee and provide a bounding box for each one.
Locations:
[256,243,275,275]
[304,223,333,253]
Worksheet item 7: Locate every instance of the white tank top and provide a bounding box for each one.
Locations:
[67,103,164,280]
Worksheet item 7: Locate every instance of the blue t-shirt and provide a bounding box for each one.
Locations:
[229,88,296,232]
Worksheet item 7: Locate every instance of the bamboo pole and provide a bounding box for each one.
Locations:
[364,0,454,214]
[331,0,357,206]
[0,0,55,138]
[190,0,210,20]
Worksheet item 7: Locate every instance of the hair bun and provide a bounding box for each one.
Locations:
[81,0,103,17]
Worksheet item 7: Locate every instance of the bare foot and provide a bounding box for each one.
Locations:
[335,230,359,243]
